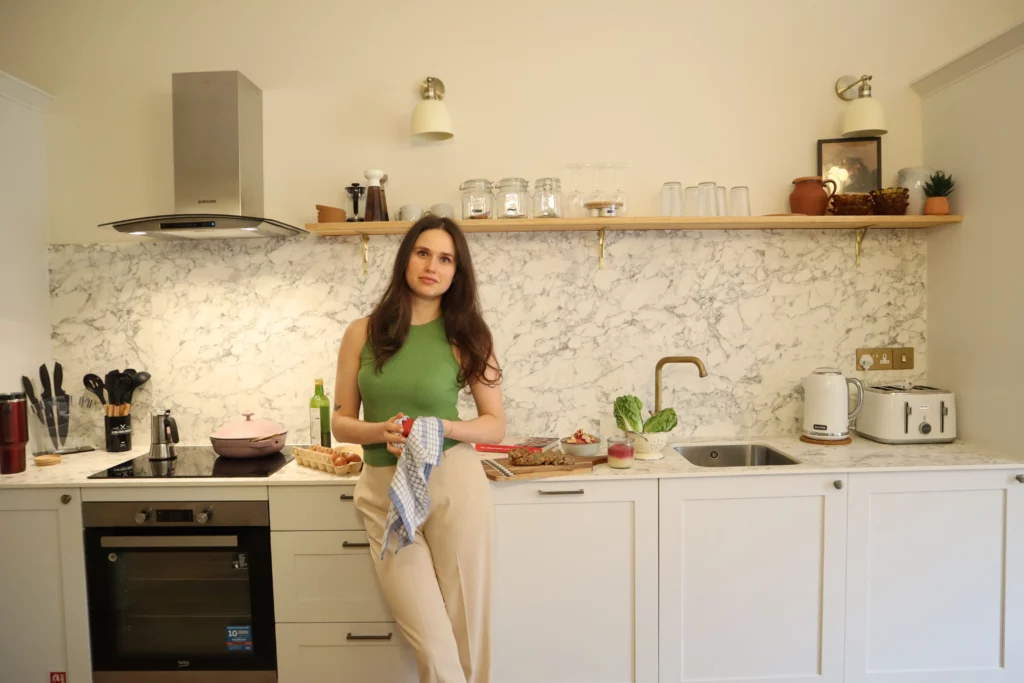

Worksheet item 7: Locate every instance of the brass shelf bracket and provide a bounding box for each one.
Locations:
[855,226,870,267]
[361,233,370,274]
[598,228,606,269]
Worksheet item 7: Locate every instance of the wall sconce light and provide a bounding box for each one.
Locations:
[835,74,887,137]
[410,77,453,141]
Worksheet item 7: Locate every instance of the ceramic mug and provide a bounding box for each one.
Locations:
[396,204,422,221]
[428,203,455,219]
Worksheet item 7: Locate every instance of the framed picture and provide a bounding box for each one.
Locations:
[817,136,882,194]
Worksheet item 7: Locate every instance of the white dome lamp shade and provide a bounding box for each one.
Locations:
[411,77,453,141]
[835,74,887,137]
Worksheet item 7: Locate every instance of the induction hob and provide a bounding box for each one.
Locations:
[88,446,294,479]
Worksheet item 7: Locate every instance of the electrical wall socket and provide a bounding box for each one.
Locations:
[856,347,894,371]
[892,347,915,369]
[855,347,914,371]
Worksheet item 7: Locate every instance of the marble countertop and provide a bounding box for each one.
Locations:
[1,435,1022,489]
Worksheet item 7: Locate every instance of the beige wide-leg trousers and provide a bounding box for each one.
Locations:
[354,444,494,683]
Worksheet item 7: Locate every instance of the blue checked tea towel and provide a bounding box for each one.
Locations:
[381,416,445,558]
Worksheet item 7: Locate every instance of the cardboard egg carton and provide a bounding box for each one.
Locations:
[293,444,364,476]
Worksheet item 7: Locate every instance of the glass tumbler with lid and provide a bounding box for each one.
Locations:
[532,178,563,218]
[495,178,530,219]
[460,179,494,220]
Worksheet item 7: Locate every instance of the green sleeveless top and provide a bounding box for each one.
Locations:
[358,317,462,467]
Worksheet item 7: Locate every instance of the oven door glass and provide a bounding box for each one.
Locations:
[85,527,276,673]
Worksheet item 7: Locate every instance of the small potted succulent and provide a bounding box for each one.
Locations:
[923,171,955,216]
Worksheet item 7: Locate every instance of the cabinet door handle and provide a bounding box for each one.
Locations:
[1016,474,1024,484]
[342,540,370,548]
[60,494,72,505]
[339,493,354,500]
[347,632,393,641]
[833,480,844,490]
[538,489,585,496]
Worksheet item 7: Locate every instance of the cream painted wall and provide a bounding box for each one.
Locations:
[0,71,53,455]
[923,42,1024,456]
[1,0,1022,244]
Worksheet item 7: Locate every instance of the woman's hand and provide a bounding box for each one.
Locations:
[382,412,407,457]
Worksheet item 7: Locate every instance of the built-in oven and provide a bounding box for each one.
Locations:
[84,501,276,682]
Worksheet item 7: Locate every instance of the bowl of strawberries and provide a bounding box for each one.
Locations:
[561,429,601,457]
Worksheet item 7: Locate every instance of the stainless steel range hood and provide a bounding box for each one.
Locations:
[100,71,304,239]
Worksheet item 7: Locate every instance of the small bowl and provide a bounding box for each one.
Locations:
[870,188,909,216]
[316,204,347,223]
[561,439,600,457]
[831,193,873,216]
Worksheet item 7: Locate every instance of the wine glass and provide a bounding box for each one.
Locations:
[585,162,606,207]
[565,163,586,218]
[611,162,628,216]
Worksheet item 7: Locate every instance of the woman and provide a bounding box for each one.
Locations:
[332,215,505,683]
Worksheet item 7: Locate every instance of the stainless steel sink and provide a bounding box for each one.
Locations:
[674,444,799,467]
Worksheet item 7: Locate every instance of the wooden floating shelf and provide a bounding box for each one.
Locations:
[306,215,963,237]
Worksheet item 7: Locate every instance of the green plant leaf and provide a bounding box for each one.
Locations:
[614,395,645,433]
[924,171,955,198]
[643,408,678,433]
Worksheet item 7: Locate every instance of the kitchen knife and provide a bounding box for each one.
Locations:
[53,362,70,447]
[38,364,60,451]
[21,376,46,426]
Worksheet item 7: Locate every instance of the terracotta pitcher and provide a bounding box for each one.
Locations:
[790,176,837,215]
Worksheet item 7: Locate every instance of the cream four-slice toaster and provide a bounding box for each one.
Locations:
[854,383,956,444]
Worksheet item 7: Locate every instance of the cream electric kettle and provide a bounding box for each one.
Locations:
[802,368,864,441]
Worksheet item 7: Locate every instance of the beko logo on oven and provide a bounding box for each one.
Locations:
[178,660,190,668]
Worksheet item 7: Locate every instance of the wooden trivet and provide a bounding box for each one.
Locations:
[799,435,852,446]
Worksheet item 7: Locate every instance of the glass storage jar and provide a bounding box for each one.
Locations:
[459,179,494,220]
[607,437,635,469]
[532,177,563,218]
[495,178,530,219]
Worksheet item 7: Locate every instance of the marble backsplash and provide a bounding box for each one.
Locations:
[49,229,927,448]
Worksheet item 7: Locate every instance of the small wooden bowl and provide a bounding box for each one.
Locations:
[316,205,347,223]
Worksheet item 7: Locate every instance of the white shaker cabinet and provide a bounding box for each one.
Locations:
[0,488,91,683]
[844,470,1024,683]
[491,479,658,683]
[659,474,849,683]
[276,622,418,682]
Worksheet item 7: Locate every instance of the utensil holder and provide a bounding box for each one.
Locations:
[105,415,132,452]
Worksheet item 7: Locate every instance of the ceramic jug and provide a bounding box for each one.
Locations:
[790,176,837,216]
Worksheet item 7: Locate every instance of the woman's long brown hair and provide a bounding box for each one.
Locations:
[367,216,502,387]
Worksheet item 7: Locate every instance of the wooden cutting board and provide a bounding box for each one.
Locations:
[482,456,606,481]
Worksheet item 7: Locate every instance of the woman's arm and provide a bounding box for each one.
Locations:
[332,318,406,449]
[442,352,506,445]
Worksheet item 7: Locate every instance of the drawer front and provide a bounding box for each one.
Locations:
[270,485,362,530]
[272,531,391,623]
[490,478,652,505]
[277,622,418,683]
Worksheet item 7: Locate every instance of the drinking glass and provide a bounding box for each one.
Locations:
[729,186,751,216]
[661,182,683,217]
[697,182,718,217]
[684,186,700,216]
[716,185,728,217]
[565,163,586,218]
